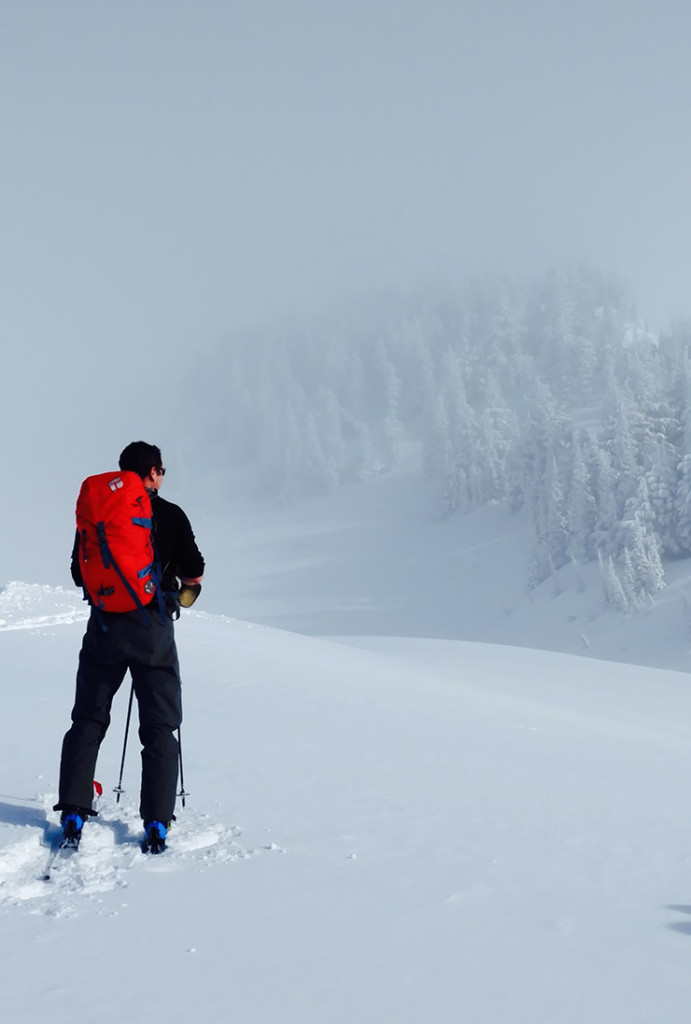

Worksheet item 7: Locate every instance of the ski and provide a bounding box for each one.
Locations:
[41,833,81,881]
[42,782,101,879]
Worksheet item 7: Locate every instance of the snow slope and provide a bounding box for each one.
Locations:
[199,462,691,673]
[3,583,691,1023]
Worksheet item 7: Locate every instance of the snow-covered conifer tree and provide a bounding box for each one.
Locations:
[591,447,619,555]
[624,516,665,600]
[383,359,404,468]
[442,461,471,517]
[567,439,597,563]
[302,413,339,493]
[674,353,691,551]
[356,423,382,480]
[598,551,630,613]
[644,440,679,553]
[545,454,570,569]
[676,454,691,553]
[423,394,450,480]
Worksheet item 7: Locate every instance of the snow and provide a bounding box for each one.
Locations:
[199,460,691,673]
[4,469,691,1022]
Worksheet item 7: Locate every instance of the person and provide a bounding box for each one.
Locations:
[54,441,205,853]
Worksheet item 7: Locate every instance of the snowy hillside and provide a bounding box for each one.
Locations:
[198,460,691,674]
[3,583,691,1023]
[189,267,691,612]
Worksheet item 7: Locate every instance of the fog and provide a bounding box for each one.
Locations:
[2,0,691,584]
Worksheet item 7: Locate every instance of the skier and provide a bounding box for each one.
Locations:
[54,441,205,853]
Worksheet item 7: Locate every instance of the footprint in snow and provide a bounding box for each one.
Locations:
[0,797,247,916]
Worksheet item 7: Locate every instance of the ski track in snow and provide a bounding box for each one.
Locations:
[0,583,256,920]
[0,795,248,918]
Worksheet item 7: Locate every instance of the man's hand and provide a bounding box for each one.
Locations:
[179,582,202,608]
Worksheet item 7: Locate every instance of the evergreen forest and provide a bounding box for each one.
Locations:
[194,267,691,611]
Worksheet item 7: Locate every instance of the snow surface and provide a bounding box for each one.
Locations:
[199,461,691,673]
[4,470,691,1022]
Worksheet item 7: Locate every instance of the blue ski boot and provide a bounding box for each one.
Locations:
[142,820,168,854]
[60,811,84,850]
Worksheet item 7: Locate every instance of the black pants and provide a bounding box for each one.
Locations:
[57,607,182,823]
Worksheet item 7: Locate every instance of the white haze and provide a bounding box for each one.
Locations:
[3,0,691,580]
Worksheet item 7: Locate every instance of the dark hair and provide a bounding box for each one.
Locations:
[119,441,163,479]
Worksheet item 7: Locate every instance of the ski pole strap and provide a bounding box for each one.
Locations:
[93,606,108,633]
[147,561,167,623]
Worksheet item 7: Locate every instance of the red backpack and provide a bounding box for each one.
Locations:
[75,471,158,613]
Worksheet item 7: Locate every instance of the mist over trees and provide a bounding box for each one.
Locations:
[193,267,691,608]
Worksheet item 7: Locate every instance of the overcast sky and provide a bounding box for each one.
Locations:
[2,0,691,579]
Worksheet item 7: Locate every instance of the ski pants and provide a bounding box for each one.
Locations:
[57,606,182,824]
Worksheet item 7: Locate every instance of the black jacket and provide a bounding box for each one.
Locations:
[71,492,205,594]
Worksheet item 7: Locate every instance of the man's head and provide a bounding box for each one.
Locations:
[119,441,165,491]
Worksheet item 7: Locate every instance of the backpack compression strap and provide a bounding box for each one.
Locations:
[96,521,155,626]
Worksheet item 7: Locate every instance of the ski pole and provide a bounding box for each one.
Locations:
[113,682,134,803]
[177,726,188,808]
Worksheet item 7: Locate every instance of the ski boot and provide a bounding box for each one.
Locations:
[142,820,168,854]
[60,811,85,850]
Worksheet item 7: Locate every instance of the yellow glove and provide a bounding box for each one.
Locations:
[179,583,202,608]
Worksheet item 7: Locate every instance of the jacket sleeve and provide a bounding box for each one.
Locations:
[174,507,205,581]
[70,529,83,587]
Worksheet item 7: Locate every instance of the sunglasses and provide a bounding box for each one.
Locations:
[156,467,166,476]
